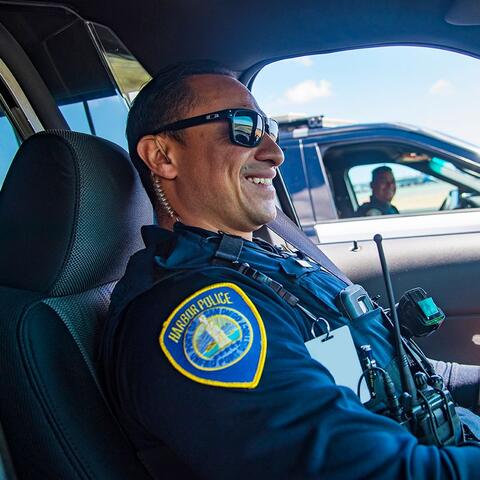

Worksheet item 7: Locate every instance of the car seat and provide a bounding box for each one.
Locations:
[0,131,153,479]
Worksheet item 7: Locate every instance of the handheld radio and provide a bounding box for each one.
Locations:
[369,234,462,446]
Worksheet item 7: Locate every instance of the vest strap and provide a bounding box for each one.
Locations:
[268,208,352,286]
[212,234,243,265]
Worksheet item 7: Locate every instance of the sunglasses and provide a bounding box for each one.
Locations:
[151,108,279,148]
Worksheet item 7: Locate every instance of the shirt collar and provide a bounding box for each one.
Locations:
[141,222,285,269]
[370,195,391,209]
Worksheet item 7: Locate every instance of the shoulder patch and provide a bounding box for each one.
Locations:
[159,283,267,388]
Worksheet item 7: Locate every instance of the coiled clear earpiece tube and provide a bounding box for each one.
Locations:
[151,171,177,219]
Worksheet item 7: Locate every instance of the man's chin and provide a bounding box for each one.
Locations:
[250,205,277,230]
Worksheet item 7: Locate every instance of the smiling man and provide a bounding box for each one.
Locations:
[357,165,399,216]
[100,61,480,480]
[134,72,282,238]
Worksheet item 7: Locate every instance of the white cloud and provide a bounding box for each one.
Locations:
[429,79,455,96]
[292,56,314,67]
[284,79,332,104]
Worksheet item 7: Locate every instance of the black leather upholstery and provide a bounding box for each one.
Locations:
[0,131,153,479]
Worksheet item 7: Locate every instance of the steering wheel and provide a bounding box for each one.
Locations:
[439,189,461,210]
[439,189,477,210]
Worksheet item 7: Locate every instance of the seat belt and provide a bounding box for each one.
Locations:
[267,207,352,286]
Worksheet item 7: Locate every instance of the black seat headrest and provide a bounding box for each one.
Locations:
[0,130,152,295]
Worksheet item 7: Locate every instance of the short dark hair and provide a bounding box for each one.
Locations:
[371,165,393,183]
[126,60,235,205]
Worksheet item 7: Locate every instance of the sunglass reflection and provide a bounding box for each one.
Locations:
[151,108,278,148]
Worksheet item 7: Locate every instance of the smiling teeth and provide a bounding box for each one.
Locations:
[247,177,273,185]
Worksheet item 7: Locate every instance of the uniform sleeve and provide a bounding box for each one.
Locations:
[117,268,480,480]
[430,359,480,411]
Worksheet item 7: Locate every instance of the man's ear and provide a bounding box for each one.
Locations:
[136,135,178,180]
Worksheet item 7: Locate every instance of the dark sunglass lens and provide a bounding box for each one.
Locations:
[233,113,255,146]
[268,119,279,142]
[254,115,264,145]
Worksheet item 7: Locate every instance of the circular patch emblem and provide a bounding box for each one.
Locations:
[184,307,252,371]
[160,282,267,388]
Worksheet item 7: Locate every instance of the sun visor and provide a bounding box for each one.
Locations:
[445,0,480,26]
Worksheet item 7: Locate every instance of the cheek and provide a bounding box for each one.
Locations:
[179,133,249,196]
[215,147,247,183]
[191,154,236,194]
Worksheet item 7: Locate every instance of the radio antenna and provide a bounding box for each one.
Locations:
[373,234,417,407]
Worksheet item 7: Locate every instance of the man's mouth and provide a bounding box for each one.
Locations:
[245,176,273,186]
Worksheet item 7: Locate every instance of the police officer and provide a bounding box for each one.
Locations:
[100,61,480,479]
[356,166,400,216]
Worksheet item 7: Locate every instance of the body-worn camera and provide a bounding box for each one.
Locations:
[397,287,445,338]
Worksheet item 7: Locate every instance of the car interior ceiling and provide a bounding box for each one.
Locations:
[324,143,400,169]
[0,0,479,96]
[0,5,118,104]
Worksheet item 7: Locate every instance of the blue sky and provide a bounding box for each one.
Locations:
[252,46,480,146]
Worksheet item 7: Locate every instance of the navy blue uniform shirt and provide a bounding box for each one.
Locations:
[100,223,480,479]
[356,195,400,217]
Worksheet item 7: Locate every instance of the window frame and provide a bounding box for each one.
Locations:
[0,57,43,139]
[0,56,45,188]
[279,135,338,234]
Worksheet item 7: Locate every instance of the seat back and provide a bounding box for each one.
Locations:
[0,131,153,479]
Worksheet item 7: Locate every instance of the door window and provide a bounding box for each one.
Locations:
[59,95,128,150]
[0,110,21,188]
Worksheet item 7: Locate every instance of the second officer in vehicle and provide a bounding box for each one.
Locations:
[357,165,400,216]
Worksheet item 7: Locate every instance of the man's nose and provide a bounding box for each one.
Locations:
[255,134,284,167]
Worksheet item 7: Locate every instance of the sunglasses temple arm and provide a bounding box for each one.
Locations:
[152,111,229,135]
